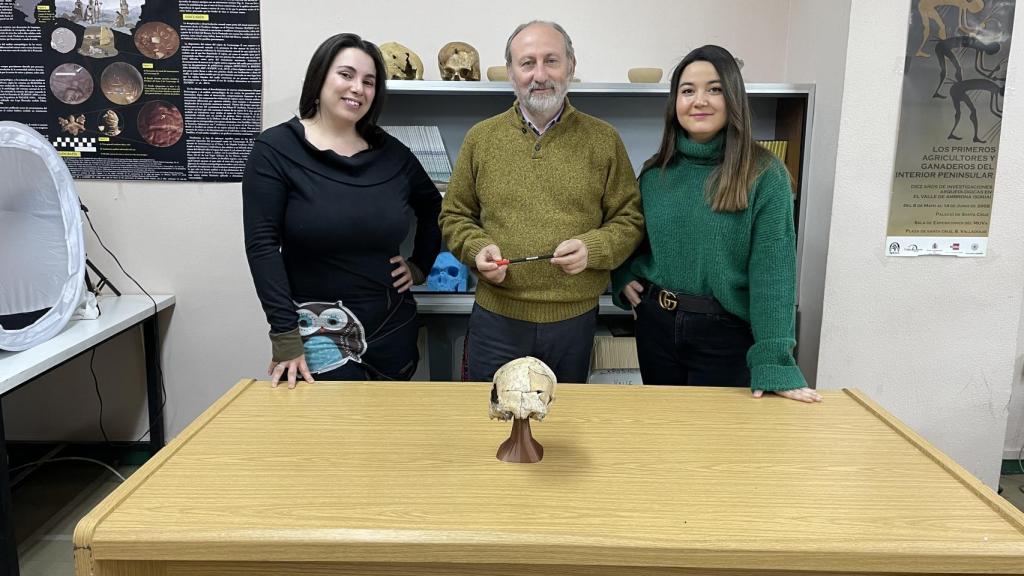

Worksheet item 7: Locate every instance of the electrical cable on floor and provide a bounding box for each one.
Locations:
[90,348,111,444]
[8,457,126,482]
[81,203,167,444]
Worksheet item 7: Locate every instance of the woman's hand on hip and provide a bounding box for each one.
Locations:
[390,255,414,293]
[268,355,314,389]
[622,280,644,307]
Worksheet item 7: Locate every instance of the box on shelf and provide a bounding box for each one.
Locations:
[588,335,641,385]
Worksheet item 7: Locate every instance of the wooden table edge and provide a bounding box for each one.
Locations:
[73,378,258,566]
[843,388,1024,534]
[72,383,1024,574]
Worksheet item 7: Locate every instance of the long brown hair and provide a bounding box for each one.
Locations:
[643,45,769,212]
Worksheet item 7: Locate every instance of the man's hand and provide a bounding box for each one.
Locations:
[550,239,588,275]
[475,244,507,284]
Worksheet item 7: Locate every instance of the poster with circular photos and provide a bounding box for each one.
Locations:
[3,0,263,182]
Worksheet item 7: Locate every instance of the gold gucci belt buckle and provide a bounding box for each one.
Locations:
[658,290,678,311]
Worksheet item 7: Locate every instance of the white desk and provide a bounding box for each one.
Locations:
[0,294,174,576]
[0,295,174,393]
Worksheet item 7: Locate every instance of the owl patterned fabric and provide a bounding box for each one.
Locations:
[296,300,367,374]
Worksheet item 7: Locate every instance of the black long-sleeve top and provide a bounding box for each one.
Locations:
[243,117,442,339]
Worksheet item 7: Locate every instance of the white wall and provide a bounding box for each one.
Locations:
[5,0,810,441]
[818,0,1024,487]
[783,0,852,386]
[1010,301,1024,463]
[257,0,793,125]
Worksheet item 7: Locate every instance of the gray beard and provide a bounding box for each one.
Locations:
[516,82,569,118]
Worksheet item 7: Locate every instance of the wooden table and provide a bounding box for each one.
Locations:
[75,381,1024,576]
[0,294,173,576]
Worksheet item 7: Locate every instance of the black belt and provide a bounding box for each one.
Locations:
[646,282,729,315]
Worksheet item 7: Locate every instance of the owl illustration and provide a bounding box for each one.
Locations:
[295,301,367,374]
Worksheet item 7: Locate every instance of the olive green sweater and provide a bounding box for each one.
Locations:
[441,100,644,322]
[612,133,806,391]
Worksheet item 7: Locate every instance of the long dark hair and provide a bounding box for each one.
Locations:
[643,44,769,212]
[298,33,388,146]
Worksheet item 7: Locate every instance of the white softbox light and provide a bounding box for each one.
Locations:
[0,121,85,351]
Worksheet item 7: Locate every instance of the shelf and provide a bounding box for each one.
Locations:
[387,80,814,98]
[413,293,629,316]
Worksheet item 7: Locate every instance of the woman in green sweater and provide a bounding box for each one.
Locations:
[612,45,821,403]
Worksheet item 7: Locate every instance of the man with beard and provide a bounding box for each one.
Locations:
[440,20,643,384]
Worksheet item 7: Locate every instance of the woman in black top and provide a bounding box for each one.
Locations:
[243,33,442,388]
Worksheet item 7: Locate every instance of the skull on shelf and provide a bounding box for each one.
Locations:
[427,252,468,292]
[379,41,424,80]
[438,41,480,81]
[489,357,557,421]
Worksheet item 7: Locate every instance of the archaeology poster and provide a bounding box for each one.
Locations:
[886,0,1014,257]
[0,0,261,181]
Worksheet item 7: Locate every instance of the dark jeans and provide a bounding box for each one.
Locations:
[634,288,753,386]
[316,293,420,381]
[465,303,597,384]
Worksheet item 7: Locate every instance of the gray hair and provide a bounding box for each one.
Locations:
[504,20,576,65]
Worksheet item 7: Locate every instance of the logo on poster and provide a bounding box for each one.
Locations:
[971,243,980,251]
[888,242,901,255]
[906,244,921,253]
[951,243,960,251]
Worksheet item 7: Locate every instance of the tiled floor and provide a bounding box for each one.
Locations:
[1003,473,1024,513]
[11,461,1024,575]
[14,460,135,576]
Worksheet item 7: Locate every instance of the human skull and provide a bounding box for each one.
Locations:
[438,41,480,81]
[427,251,468,292]
[379,41,423,80]
[489,357,557,421]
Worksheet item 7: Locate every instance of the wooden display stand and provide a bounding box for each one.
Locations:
[496,418,543,463]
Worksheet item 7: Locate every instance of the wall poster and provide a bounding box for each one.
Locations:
[886,0,1014,257]
[0,0,262,181]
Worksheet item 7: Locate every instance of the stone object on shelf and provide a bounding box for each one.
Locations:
[486,65,508,81]
[627,67,663,83]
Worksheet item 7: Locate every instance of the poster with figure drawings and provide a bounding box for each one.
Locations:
[0,0,261,181]
[886,0,1014,257]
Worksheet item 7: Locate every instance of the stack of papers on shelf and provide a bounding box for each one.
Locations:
[382,125,452,184]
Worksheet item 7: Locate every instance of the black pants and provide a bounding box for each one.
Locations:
[634,289,753,386]
[316,292,420,381]
[465,303,597,384]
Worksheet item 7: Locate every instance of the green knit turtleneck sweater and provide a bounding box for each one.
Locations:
[612,132,806,392]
